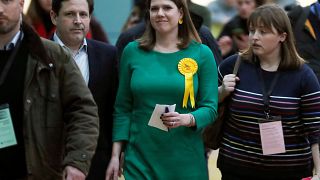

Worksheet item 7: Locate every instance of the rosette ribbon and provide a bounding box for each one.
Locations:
[178,58,198,108]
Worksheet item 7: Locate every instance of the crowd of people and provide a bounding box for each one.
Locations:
[0,0,320,179]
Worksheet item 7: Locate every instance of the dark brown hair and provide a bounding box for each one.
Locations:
[241,4,304,70]
[255,0,266,7]
[25,0,50,24]
[52,0,94,15]
[138,0,201,51]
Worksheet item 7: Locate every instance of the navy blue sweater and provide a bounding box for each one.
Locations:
[217,55,320,179]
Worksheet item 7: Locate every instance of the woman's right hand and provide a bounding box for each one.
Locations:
[105,142,124,180]
[219,74,240,102]
[105,155,120,180]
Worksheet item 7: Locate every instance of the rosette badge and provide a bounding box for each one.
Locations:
[178,58,198,108]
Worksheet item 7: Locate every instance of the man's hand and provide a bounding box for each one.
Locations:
[218,36,233,56]
[64,166,85,180]
[233,34,249,51]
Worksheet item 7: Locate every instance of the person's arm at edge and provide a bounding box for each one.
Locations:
[58,46,99,176]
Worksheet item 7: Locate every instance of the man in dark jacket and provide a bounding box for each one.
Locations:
[288,0,320,81]
[50,0,118,179]
[0,0,99,179]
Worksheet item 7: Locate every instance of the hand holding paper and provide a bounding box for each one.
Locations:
[148,104,176,131]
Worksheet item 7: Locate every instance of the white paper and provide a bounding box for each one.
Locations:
[148,104,176,131]
[259,121,286,155]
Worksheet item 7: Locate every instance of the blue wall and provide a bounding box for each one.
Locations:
[94,0,132,45]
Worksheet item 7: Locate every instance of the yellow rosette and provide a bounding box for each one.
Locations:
[178,58,198,108]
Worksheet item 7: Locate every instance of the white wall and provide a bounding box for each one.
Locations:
[192,0,315,7]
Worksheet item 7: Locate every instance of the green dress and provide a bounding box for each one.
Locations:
[113,41,218,180]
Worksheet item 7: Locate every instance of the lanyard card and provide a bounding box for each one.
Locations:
[259,117,285,155]
[0,104,17,149]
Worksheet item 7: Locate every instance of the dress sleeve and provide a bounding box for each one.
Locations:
[301,65,320,144]
[112,43,134,142]
[190,45,218,130]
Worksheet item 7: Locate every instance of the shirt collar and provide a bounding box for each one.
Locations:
[1,31,23,50]
[53,32,87,54]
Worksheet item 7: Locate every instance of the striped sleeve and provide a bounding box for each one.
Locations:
[301,65,320,144]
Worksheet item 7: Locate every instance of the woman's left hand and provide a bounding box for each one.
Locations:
[161,112,190,128]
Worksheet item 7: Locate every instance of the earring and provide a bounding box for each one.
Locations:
[178,18,183,25]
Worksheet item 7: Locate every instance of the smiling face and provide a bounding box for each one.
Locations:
[50,0,90,50]
[149,0,183,36]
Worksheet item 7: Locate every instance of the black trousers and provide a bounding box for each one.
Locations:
[86,149,111,180]
[221,171,311,180]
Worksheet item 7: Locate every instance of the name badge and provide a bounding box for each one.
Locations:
[259,119,286,155]
[0,104,17,149]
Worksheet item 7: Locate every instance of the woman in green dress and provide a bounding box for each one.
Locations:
[106,0,218,179]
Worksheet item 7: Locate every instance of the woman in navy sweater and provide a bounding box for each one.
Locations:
[218,4,320,180]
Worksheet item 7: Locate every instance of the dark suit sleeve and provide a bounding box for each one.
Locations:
[104,45,119,150]
[110,47,119,110]
[115,33,130,60]
[198,25,223,65]
[115,22,146,60]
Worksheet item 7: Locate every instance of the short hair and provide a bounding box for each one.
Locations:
[236,0,266,9]
[255,0,266,7]
[241,4,304,70]
[138,0,201,51]
[52,0,94,15]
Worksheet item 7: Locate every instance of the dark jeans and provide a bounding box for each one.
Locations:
[221,171,310,180]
